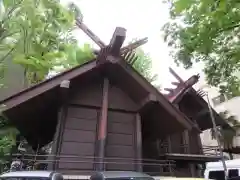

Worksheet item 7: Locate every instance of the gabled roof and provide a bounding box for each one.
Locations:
[0,56,197,148]
[1,59,97,110]
[164,68,230,131]
[0,27,198,148]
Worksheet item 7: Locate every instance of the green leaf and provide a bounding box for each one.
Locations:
[174,0,194,14]
[163,0,240,96]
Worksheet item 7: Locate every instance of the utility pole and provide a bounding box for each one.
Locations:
[206,93,228,180]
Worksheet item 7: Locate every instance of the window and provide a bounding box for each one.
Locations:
[209,170,225,180]
[212,94,227,106]
[229,169,239,178]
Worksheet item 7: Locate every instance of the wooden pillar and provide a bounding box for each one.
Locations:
[190,164,195,177]
[95,78,109,171]
[183,130,196,177]
[167,136,172,153]
[135,114,142,172]
[48,112,62,170]
[183,130,190,153]
[48,80,70,170]
[197,134,203,154]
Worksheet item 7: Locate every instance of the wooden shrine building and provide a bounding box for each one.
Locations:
[0,27,229,177]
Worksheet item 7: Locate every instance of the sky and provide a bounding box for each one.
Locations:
[61,0,206,91]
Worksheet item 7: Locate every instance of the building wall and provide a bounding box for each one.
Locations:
[54,78,140,174]
[199,84,240,159]
[106,111,136,171]
[57,80,103,174]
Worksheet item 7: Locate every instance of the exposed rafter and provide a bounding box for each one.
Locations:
[75,18,106,48]
[109,27,126,56]
[164,68,200,103]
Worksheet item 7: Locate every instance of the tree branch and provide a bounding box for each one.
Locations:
[0,47,15,63]
[217,23,240,34]
[1,0,24,24]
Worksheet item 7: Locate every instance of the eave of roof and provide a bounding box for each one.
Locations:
[0,59,97,110]
[1,58,196,131]
[187,88,232,130]
[160,153,221,162]
[116,59,198,132]
[0,57,200,148]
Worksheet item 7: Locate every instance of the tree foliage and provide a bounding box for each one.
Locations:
[0,0,85,85]
[211,110,240,148]
[0,0,94,167]
[163,0,240,97]
[132,48,158,84]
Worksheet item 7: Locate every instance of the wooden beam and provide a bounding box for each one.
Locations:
[183,130,190,153]
[1,61,97,111]
[135,114,143,172]
[49,80,70,170]
[109,27,126,56]
[190,163,195,177]
[197,134,204,154]
[120,38,148,55]
[93,37,148,56]
[167,136,172,153]
[95,78,109,171]
[75,19,106,48]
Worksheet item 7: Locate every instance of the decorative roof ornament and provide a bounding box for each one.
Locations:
[164,67,200,103]
[74,16,148,65]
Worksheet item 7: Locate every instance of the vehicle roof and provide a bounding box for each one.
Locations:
[91,171,153,179]
[0,171,55,178]
[160,178,206,180]
[206,159,240,169]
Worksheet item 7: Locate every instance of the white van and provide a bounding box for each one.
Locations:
[0,171,64,180]
[205,159,240,180]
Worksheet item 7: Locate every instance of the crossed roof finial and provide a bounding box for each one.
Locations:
[75,18,148,64]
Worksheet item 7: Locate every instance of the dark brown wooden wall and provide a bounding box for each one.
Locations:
[70,80,103,107]
[189,130,201,154]
[58,106,99,172]
[106,111,136,170]
[170,132,184,153]
[108,85,139,111]
[106,84,138,171]
[56,80,140,173]
[57,81,103,172]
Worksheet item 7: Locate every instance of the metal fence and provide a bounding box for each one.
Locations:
[8,153,176,177]
[202,145,221,156]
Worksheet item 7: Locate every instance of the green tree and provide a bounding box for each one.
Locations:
[163,0,240,97]
[131,48,158,85]
[0,0,79,86]
[0,107,18,170]
[211,110,240,159]
[0,0,94,168]
[67,2,159,86]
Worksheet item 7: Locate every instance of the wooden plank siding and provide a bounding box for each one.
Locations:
[55,79,141,173]
[105,111,136,170]
[105,84,139,171]
[56,79,104,172]
[189,130,201,154]
[58,106,99,171]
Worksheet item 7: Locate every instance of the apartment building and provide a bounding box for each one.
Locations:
[199,84,240,159]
